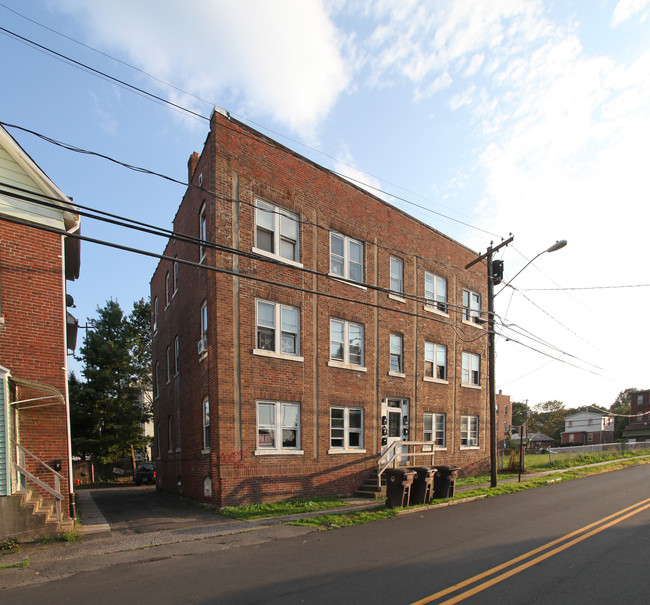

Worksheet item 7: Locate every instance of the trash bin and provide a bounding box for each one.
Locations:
[385,468,417,508]
[409,467,437,505]
[433,465,460,499]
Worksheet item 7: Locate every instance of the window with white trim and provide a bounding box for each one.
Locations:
[424,272,448,313]
[203,397,210,450]
[330,407,363,451]
[174,336,179,376]
[424,342,447,380]
[462,352,481,386]
[256,401,301,452]
[330,232,363,283]
[173,259,178,295]
[165,272,170,308]
[166,345,171,383]
[153,297,158,335]
[462,289,482,324]
[423,413,446,448]
[199,203,207,262]
[256,300,300,356]
[390,333,403,373]
[330,319,364,367]
[200,301,208,344]
[460,415,479,448]
[390,256,403,295]
[254,199,300,262]
[154,361,160,399]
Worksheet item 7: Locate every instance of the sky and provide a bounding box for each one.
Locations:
[1,0,649,410]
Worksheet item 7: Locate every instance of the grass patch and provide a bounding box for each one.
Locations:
[0,557,30,570]
[0,537,19,552]
[456,473,517,486]
[38,529,80,544]
[220,496,350,520]
[290,508,398,529]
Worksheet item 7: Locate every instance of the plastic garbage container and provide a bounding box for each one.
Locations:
[433,465,460,499]
[385,468,417,508]
[409,467,437,505]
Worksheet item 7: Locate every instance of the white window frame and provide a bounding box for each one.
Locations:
[461,352,481,387]
[173,259,178,296]
[174,336,179,376]
[165,272,170,308]
[390,256,404,297]
[329,407,365,453]
[423,412,446,450]
[424,271,448,314]
[329,319,365,370]
[462,289,482,325]
[424,342,447,382]
[154,361,160,399]
[200,301,208,344]
[460,415,479,448]
[166,345,171,384]
[329,232,364,284]
[255,401,302,455]
[153,297,158,335]
[199,203,207,262]
[389,333,404,376]
[253,199,301,265]
[254,300,302,360]
[202,397,210,451]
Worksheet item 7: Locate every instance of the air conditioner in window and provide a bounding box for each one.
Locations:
[197,339,208,356]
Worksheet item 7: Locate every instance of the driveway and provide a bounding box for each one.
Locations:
[78,485,230,534]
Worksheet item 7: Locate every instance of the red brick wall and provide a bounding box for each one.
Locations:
[0,220,70,511]
[152,110,490,507]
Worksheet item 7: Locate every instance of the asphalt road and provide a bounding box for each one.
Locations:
[5,464,650,604]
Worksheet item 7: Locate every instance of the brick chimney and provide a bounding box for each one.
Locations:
[188,152,199,181]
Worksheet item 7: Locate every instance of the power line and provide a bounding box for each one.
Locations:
[523,284,650,291]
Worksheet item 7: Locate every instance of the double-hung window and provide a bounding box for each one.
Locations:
[200,301,208,351]
[330,319,364,367]
[424,272,448,313]
[390,256,404,295]
[462,289,482,324]
[330,232,363,283]
[174,336,179,376]
[153,297,158,335]
[460,415,479,448]
[256,300,300,357]
[330,407,363,451]
[256,401,301,453]
[166,345,171,383]
[173,260,178,296]
[255,199,300,262]
[390,333,403,374]
[461,352,481,386]
[423,413,446,448]
[202,398,210,450]
[424,342,447,381]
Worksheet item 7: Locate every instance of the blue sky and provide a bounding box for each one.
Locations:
[2,0,649,410]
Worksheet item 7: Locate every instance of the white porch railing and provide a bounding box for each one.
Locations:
[377,441,436,486]
[13,442,64,523]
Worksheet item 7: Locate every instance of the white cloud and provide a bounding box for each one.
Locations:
[53,0,351,135]
[612,0,650,27]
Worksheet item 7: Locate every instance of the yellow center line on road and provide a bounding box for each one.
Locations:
[411,496,650,605]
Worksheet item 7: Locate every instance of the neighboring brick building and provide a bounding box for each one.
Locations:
[151,107,490,507]
[495,391,513,446]
[622,389,650,442]
[560,411,614,446]
[0,125,80,539]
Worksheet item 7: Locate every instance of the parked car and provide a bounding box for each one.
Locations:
[134,461,155,485]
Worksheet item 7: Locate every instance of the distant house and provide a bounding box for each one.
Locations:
[511,432,554,451]
[622,390,650,442]
[0,125,80,540]
[560,411,614,446]
[495,391,513,446]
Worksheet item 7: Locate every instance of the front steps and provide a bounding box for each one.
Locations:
[355,468,386,499]
[0,491,72,541]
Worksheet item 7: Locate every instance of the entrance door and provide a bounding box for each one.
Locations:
[381,398,409,466]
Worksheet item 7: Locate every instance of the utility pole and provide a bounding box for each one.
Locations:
[466,235,514,488]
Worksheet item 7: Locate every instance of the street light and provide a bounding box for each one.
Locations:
[466,238,567,488]
[495,240,567,297]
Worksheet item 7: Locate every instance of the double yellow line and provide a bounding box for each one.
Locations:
[411,496,650,605]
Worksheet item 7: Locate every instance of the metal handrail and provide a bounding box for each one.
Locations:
[13,443,64,522]
[377,440,436,486]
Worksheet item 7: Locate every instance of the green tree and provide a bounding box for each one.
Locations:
[70,299,152,462]
[511,401,529,429]
[610,388,638,440]
[528,400,568,442]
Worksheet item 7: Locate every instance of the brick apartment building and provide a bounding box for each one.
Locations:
[495,391,513,446]
[0,125,80,539]
[150,107,491,507]
[622,389,650,442]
